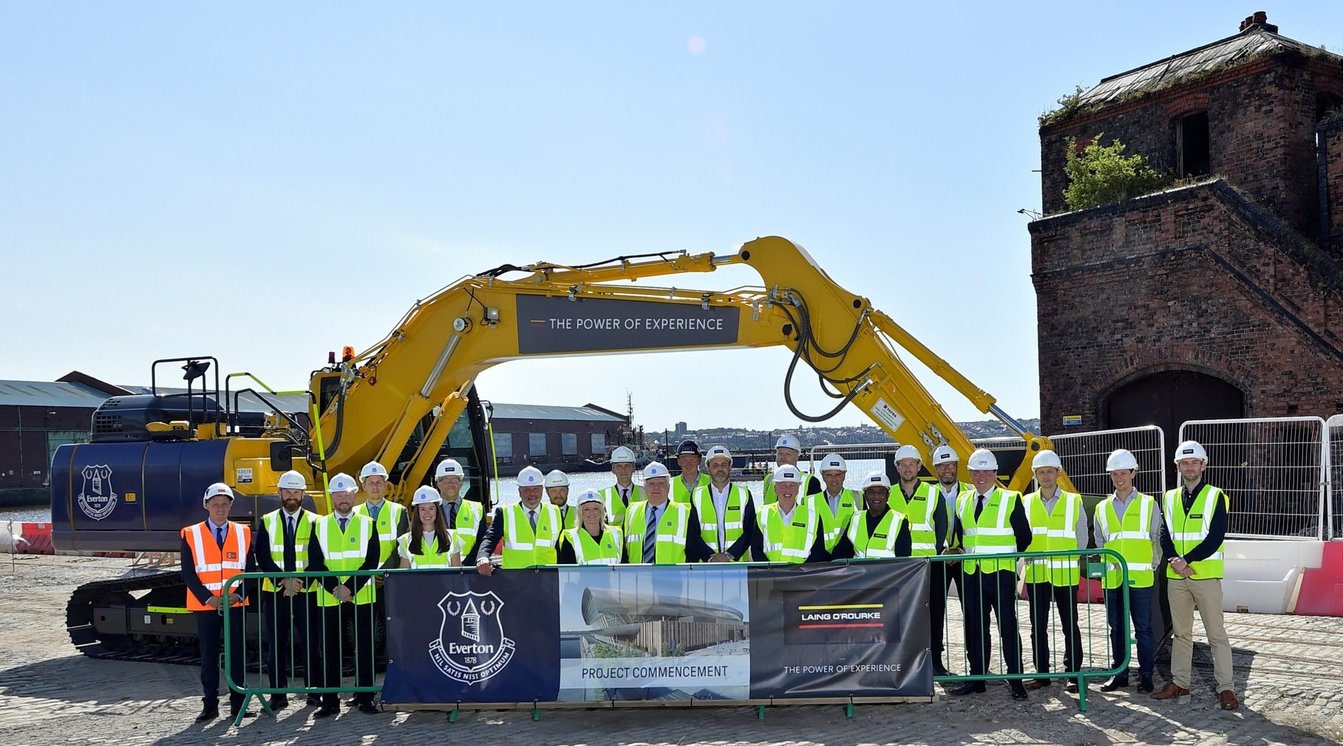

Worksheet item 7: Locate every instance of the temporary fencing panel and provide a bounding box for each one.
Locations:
[1328,414,1343,540]
[1047,426,1166,500]
[1180,418,1327,540]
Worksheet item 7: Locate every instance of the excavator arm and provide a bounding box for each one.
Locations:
[312,235,1057,496]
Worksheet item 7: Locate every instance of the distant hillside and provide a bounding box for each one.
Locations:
[651,418,1042,452]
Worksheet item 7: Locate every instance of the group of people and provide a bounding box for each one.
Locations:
[181,434,1239,721]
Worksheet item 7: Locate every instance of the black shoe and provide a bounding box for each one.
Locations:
[314,705,340,718]
[1065,681,1080,693]
[932,660,950,677]
[1137,676,1154,693]
[305,694,321,707]
[267,695,289,711]
[1100,676,1129,692]
[1010,683,1028,700]
[229,708,257,720]
[195,706,220,723]
[950,682,987,696]
[357,701,380,715]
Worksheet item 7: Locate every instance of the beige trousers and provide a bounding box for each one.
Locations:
[1167,575,1234,692]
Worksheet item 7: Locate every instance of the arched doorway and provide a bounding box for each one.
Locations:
[1105,370,1245,475]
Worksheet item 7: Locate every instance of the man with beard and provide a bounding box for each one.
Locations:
[254,470,320,710]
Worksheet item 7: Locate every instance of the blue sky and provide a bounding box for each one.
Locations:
[4,3,1340,434]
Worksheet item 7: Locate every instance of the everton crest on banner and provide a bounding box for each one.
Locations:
[382,569,560,704]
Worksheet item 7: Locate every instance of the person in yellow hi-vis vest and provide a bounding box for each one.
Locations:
[670,440,711,504]
[1020,450,1087,693]
[809,453,860,555]
[623,461,714,563]
[397,487,461,568]
[476,466,563,573]
[892,444,952,673]
[950,449,1032,701]
[434,458,484,559]
[545,470,577,530]
[182,482,254,722]
[748,465,829,563]
[692,445,757,561]
[253,470,318,711]
[930,444,972,677]
[1151,440,1238,711]
[599,446,644,526]
[760,433,822,505]
[829,470,912,560]
[307,473,381,717]
[353,461,406,669]
[557,489,625,565]
[1094,448,1162,695]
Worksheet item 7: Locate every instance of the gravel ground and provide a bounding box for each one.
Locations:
[1,553,1341,745]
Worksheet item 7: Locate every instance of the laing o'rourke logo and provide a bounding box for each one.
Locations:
[785,599,888,645]
[430,590,516,684]
[77,465,118,521]
[798,603,884,629]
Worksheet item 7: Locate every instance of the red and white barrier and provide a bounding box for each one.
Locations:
[1,521,135,557]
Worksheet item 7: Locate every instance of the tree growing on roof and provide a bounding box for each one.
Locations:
[1063,134,1172,211]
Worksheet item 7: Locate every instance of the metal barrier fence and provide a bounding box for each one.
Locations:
[1048,426,1166,499]
[222,570,384,726]
[1328,414,1343,540]
[930,549,1130,713]
[1180,417,1328,540]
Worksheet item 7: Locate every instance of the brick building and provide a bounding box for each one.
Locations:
[1030,13,1343,454]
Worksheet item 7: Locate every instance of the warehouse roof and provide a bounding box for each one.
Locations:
[489,402,626,423]
[0,380,111,409]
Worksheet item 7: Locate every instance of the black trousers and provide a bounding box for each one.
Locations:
[931,559,958,658]
[318,601,376,706]
[194,606,244,710]
[1026,582,1083,675]
[961,570,1023,676]
[262,591,314,689]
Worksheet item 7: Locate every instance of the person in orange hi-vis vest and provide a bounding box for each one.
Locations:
[182,482,255,723]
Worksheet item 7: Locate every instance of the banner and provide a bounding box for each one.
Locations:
[381,560,931,705]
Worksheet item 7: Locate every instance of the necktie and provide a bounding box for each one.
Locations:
[448,503,457,528]
[369,503,380,522]
[975,495,986,521]
[215,525,225,548]
[286,515,296,541]
[339,516,348,532]
[528,509,537,532]
[621,487,629,506]
[643,506,659,563]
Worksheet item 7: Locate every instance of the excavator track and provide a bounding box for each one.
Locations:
[66,570,202,665]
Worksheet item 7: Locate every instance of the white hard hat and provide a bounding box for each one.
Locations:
[1032,450,1063,471]
[931,445,959,465]
[517,466,545,487]
[610,446,636,464]
[328,473,358,494]
[203,482,234,505]
[1106,449,1139,472]
[576,488,603,506]
[277,470,307,490]
[894,444,922,463]
[1174,440,1208,463]
[775,434,801,451]
[544,469,570,488]
[411,486,442,506]
[967,448,999,471]
[643,461,671,480]
[773,465,803,484]
[705,445,733,464]
[359,461,389,482]
[435,458,465,480]
[819,452,847,473]
[861,470,891,490]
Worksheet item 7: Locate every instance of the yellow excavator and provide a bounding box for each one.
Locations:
[53,235,1057,662]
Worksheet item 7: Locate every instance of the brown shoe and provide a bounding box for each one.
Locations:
[1220,690,1240,711]
[1150,683,1190,700]
[1024,679,1050,690]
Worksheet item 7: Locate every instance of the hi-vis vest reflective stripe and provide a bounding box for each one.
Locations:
[555,504,577,532]
[260,509,315,592]
[355,500,406,565]
[763,469,813,505]
[692,483,756,555]
[600,484,643,525]
[1096,492,1156,589]
[810,489,859,552]
[759,500,818,563]
[1023,490,1083,585]
[396,531,456,569]
[939,481,972,550]
[501,503,562,569]
[671,472,710,504]
[314,513,376,607]
[444,499,484,557]
[900,481,941,557]
[958,487,1020,574]
[183,521,251,611]
[624,501,691,564]
[563,526,624,565]
[1163,485,1228,580]
[846,509,905,558]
